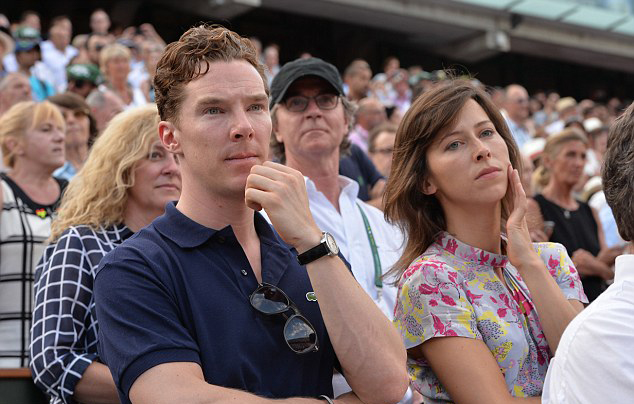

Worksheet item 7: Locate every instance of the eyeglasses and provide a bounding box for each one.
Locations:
[249,283,319,354]
[283,94,339,113]
[372,147,393,155]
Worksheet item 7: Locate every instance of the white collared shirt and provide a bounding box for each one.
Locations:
[304,175,403,319]
[542,254,634,403]
[40,40,78,92]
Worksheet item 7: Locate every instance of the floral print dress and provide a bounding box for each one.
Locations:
[394,232,587,403]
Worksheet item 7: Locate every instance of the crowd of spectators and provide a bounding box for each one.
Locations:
[0,7,632,404]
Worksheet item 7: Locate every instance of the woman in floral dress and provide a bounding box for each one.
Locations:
[383,80,587,403]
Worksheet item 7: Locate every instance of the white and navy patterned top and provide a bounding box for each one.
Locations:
[30,224,132,404]
[0,173,66,368]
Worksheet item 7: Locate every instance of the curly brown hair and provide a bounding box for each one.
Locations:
[154,24,267,125]
[603,101,634,241]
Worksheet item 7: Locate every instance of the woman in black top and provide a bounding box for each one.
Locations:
[0,101,67,367]
[528,128,621,301]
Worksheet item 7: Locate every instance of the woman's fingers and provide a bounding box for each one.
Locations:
[507,165,527,228]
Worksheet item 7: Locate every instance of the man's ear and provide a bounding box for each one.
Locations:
[421,177,437,195]
[272,121,283,144]
[158,121,181,154]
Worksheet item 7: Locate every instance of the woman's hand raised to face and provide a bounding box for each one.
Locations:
[505,165,541,270]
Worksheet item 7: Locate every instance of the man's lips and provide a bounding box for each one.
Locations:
[225,153,258,161]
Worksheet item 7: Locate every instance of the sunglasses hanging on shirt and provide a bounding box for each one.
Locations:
[250,283,319,354]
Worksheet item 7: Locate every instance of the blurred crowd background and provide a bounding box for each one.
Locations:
[1,1,633,402]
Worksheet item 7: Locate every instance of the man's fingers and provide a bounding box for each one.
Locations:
[246,172,280,193]
[262,160,305,178]
[244,187,271,211]
[250,163,304,186]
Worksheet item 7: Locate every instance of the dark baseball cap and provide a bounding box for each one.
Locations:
[270,57,344,109]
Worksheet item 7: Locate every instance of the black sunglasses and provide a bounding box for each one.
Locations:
[249,283,319,354]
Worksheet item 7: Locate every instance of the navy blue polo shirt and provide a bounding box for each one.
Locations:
[94,202,338,404]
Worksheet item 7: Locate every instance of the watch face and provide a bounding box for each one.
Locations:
[324,233,339,255]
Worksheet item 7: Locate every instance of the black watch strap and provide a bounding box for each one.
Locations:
[297,242,330,266]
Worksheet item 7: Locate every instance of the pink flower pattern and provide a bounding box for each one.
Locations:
[394,232,587,402]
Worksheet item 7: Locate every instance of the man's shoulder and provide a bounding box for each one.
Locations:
[561,283,634,352]
[96,222,166,275]
[355,199,404,244]
[356,200,394,228]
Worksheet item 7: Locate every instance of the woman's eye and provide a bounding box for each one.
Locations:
[481,129,494,137]
[447,141,460,151]
[149,151,163,160]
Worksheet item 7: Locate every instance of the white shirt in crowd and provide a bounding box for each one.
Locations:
[40,40,78,92]
[542,254,634,404]
[304,175,402,318]
[263,175,411,403]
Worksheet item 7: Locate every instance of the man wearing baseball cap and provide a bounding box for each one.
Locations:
[12,27,55,101]
[66,63,103,98]
[269,58,411,401]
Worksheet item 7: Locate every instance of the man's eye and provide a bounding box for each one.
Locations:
[288,98,305,107]
[206,107,221,115]
[250,104,263,111]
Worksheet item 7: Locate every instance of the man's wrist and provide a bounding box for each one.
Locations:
[295,229,323,255]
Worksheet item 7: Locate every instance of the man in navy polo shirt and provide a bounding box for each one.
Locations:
[93,25,407,404]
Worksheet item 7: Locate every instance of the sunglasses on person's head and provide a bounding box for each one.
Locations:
[72,79,95,88]
[249,283,319,354]
[282,94,339,113]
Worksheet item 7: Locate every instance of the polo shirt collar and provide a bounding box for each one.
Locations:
[154,201,282,250]
[154,202,217,248]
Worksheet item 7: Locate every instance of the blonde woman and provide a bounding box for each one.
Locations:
[100,43,147,108]
[30,104,181,404]
[0,101,66,368]
[528,128,622,301]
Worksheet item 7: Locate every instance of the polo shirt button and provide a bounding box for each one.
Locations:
[218,236,226,243]
[241,269,248,276]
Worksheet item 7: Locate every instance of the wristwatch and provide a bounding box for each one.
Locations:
[297,232,339,265]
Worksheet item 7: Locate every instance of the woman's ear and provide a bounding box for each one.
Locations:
[4,137,23,157]
[421,178,437,195]
[541,154,552,170]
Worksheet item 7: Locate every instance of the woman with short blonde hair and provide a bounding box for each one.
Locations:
[30,104,181,404]
[528,128,622,301]
[100,43,147,107]
[0,101,66,367]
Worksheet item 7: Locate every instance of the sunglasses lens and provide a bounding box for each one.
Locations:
[250,285,289,314]
[284,315,318,353]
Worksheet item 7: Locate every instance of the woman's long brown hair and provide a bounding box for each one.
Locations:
[383,80,521,284]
